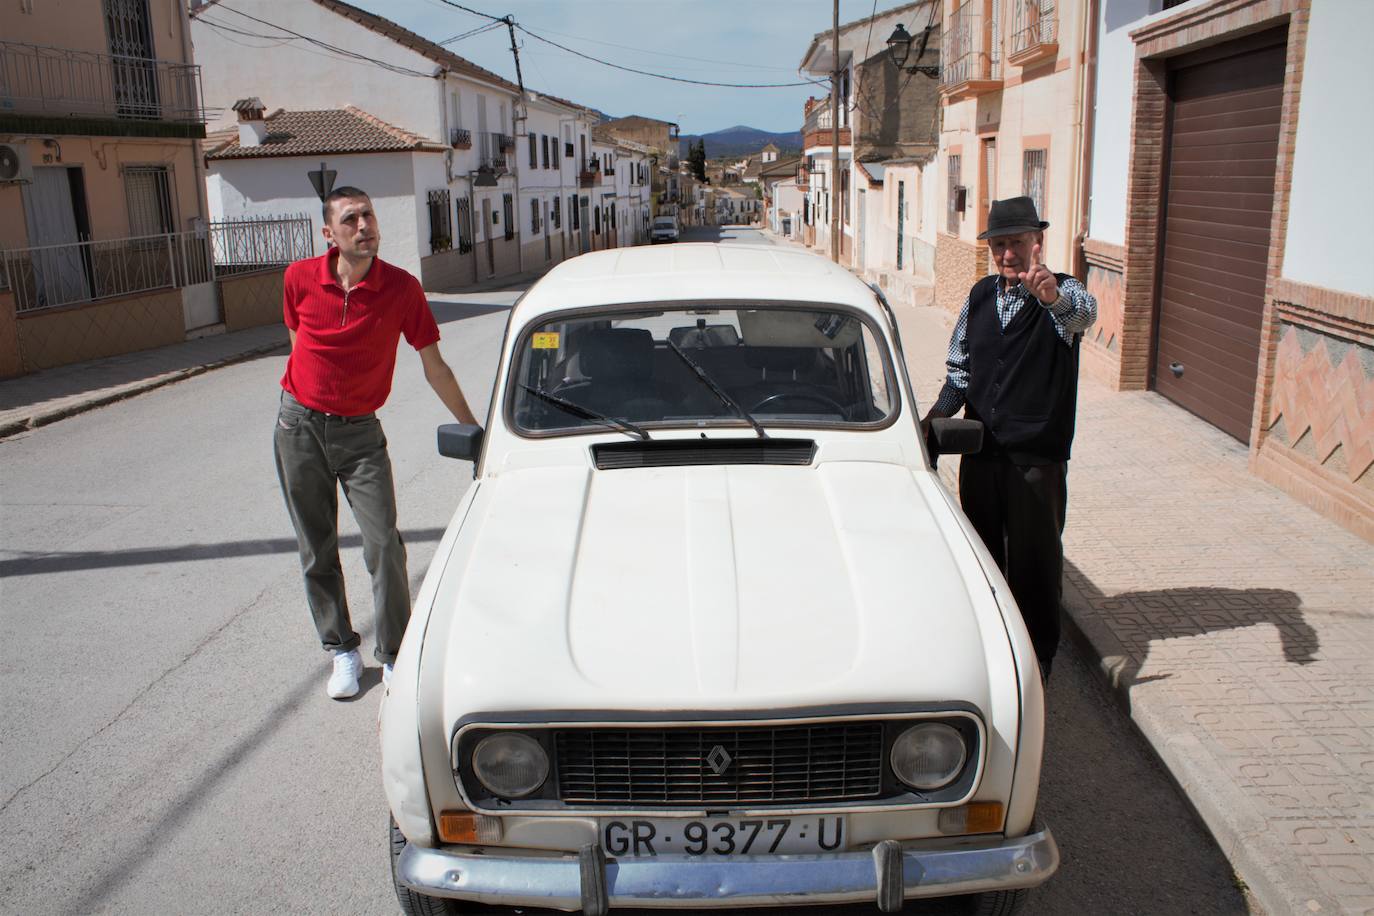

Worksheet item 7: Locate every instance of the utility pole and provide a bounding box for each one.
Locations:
[830,0,841,264]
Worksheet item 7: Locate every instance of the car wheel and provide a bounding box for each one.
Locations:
[390,816,466,916]
[959,888,1029,915]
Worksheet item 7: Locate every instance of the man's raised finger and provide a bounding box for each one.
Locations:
[1031,243,1042,269]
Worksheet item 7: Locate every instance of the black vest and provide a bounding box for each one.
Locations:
[963,274,1080,464]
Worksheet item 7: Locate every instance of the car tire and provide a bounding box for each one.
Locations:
[960,887,1029,915]
[390,816,465,916]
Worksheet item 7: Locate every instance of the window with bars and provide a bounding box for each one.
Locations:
[594,206,601,235]
[611,204,617,229]
[842,167,850,225]
[455,197,473,253]
[427,189,453,253]
[542,135,550,169]
[530,197,541,234]
[502,193,515,240]
[529,134,538,169]
[552,136,560,169]
[570,194,580,230]
[1022,150,1047,221]
[552,195,561,229]
[124,165,174,237]
[947,154,962,235]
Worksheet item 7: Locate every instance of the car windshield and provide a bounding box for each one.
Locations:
[510,304,897,434]
[653,219,676,228]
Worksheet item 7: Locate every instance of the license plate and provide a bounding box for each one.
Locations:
[600,815,845,857]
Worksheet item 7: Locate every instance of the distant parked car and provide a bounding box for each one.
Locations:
[382,243,1058,915]
[650,215,679,243]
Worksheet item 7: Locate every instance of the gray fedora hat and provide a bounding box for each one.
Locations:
[978,195,1050,240]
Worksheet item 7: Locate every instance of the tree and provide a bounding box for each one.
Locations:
[688,139,707,182]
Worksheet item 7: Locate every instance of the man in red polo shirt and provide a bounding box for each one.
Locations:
[274,186,478,699]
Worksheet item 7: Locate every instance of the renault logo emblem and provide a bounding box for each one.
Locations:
[706,745,732,776]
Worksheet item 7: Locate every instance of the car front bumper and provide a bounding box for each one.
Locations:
[397,828,1058,913]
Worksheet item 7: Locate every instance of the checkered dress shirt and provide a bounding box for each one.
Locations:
[931,276,1097,417]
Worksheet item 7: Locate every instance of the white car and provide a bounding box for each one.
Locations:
[381,244,1057,915]
[650,216,680,243]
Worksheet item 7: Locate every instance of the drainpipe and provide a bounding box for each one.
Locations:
[178,3,211,231]
[1072,0,1101,282]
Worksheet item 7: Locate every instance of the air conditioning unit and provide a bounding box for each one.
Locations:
[0,143,33,184]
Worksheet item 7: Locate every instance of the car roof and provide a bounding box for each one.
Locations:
[513,243,884,321]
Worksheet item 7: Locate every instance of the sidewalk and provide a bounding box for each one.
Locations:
[891,301,1374,916]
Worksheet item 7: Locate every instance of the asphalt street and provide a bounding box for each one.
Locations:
[0,227,1253,914]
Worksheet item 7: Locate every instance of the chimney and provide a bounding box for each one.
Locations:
[232,97,268,147]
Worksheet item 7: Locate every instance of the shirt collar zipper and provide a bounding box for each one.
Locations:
[341,288,350,327]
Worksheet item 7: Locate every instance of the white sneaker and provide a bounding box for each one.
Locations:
[327,649,363,699]
[382,663,394,688]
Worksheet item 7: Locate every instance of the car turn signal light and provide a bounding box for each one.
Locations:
[937,802,1004,835]
[438,811,503,844]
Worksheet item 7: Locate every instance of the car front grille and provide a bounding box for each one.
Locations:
[553,722,885,806]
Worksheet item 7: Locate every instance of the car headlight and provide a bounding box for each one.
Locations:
[470,732,549,798]
[890,722,967,791]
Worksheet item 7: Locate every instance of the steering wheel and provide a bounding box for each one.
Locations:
[749,391,849,417]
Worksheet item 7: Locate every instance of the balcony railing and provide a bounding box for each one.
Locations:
[941,1,1002,99]
[478,131,509,172]
[0,216,311,312]
[0,40,205,124]
[449,127,471,149]
[1009,0,1058,65]
[496,132,515,152]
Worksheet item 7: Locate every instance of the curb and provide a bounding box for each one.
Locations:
[0,339,288,440]
[1059,590,1327,915]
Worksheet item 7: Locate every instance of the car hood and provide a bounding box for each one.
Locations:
[421,460,1003,720]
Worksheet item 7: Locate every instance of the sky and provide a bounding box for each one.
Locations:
[342,0,918,136]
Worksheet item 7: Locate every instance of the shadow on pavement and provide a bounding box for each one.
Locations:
[1063,559,1317,707]
[0,527,448,577]
[428,298,514,326]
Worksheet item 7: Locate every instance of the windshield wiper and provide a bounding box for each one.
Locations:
[666,340,767,439]
[519,384,651,441]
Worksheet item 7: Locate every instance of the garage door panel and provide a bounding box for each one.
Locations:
[1154,331,1263,395]
[1164,187,1276,214]
[1163,242,1269,279]
[1151,30,1285,444]
[1156,293,1265,344]
[1162,230,1270,264]
[1166,139,1279,165]
[1168,157,1279,179]
[1167,174,1277,196]
[1172,87,1282,120]
[1164,215,1273,247]
[1172,100,1284,133]
[1160,258,1268,304]
[1169,122,1285,151]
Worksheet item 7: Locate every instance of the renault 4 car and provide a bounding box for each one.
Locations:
[381,244,1057,914]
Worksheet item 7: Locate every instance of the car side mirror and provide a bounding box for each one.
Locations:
[437,423,484,462]
[930,418,983,457]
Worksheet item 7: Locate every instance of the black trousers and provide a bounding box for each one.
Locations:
[958,456,1067,677]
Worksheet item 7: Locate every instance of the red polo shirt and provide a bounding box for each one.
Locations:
[280,249,440,415]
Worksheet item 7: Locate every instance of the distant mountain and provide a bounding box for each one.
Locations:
[681,125,803,159]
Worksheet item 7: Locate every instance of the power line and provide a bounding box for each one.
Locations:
[438,21,502,45]
[214,4,435,78]
[517,24,819,89]
[528,24,806,73]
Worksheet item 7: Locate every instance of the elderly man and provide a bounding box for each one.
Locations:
[274,186,478,699]
[922,196,1097,681]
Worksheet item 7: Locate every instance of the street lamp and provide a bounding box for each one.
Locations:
[886,23,939,78]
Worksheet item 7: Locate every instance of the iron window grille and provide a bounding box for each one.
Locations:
[529,134,538,169]
[455,197,474,254]
[427,189,453,253]
[502,193,515,240]
[530,197,540,234]
[551,196,561,230]
[947,154,962,235]
[1022,149,1047,222]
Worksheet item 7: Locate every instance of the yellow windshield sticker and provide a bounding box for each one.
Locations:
[532,332,560,349]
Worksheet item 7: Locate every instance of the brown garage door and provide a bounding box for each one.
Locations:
[1152,29,1286,443]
